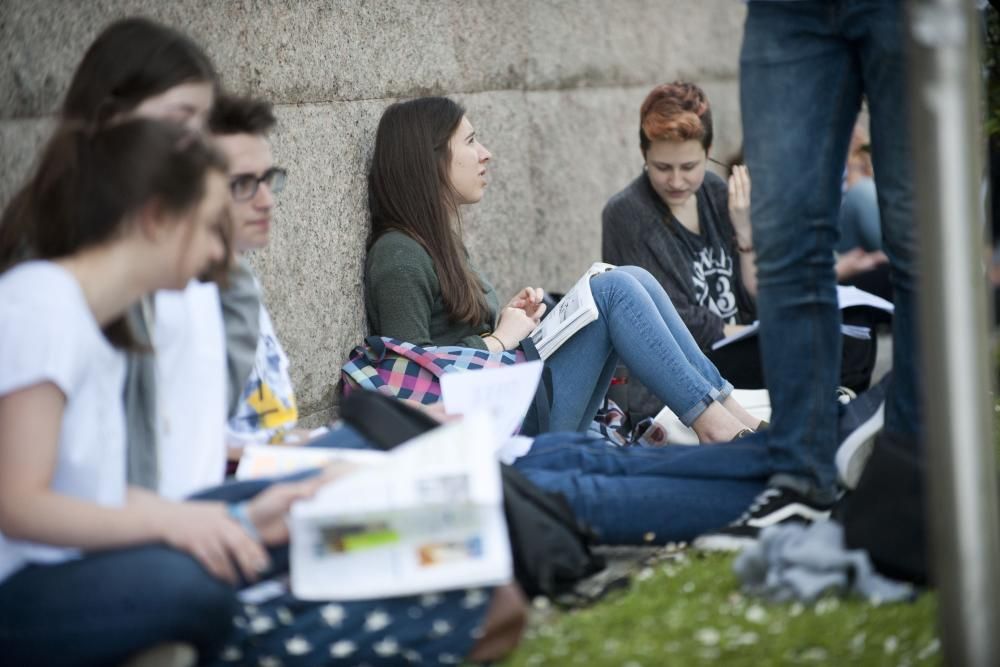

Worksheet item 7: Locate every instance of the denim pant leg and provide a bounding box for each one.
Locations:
[512,434,768,543]
[518,431,772,479]
[741,1,865,502]
[515,466,764,544]
[545,269,729,432]
[615,265,734,398]
[838,178,883,253]
[850,0,921,440]
[0,546,237,666]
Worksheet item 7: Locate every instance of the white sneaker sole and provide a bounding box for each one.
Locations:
[836,402,885,490]
[692,533,759,553]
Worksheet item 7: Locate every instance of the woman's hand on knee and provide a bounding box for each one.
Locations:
[156,501,270,585]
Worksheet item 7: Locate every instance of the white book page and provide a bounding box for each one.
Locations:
[236,444,387,480]
[836,285,894,313]
[711,285,891,350]
[440,361,543,442]
[711,321,760,350]
[529,262,615,358]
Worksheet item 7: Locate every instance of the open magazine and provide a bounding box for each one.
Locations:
[529,262,616,359]
[711,284,894,351]
[288,413,513,600]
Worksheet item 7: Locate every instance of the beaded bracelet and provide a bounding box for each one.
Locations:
[228,501,261,541]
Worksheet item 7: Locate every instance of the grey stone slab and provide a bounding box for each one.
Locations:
[522,0,746,91]
[700,79,743,168]
[1,1,745,118]
[244,99,386,425]
[0,117,55,209]
[1,0,528,118]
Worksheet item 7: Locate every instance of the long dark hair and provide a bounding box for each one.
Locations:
[0,17,218,269]
[1,119,227,343]
[63,17,218,124]
[368,97,491,326]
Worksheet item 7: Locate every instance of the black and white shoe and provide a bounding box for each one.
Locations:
[692,487,833,552]
[835,373,890,490]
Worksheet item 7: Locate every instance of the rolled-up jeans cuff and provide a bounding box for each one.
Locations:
[679,394,714,427]
[714,381,735,403]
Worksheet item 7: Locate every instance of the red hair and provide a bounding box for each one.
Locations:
[639,82,713,152]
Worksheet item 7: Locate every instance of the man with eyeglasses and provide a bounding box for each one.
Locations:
[209,95,300,453]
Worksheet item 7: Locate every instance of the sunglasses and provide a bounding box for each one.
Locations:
[229,167,287,202]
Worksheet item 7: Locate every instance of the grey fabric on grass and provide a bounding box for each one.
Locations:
[733,519,913,603]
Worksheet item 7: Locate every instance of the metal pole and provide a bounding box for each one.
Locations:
[906,1,1000,664]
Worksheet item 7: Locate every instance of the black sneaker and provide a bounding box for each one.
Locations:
[692,487,833,552]
[836,372,890,490]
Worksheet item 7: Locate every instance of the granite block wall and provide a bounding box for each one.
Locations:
[1,0,746,425]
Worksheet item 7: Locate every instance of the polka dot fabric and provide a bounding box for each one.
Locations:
[207,586,493,666]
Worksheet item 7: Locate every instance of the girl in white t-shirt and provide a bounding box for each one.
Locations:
[0,119,327,665]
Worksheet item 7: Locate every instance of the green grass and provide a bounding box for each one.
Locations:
[499,388,1000,666]
[503,552,938,666]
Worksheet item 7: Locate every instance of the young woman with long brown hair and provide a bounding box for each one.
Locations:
[365,96,761,443]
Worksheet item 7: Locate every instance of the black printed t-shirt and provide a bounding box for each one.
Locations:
[602,170,756,350]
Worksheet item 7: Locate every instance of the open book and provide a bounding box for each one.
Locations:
[529,262,616,359]
[711,285,894,351]
[289,413,512,600]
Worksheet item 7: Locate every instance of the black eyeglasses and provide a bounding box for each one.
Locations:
[229,167,287,202]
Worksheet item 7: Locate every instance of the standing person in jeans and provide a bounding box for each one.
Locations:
[696,0,918,549]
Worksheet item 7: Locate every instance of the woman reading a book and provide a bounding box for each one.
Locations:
[365,96,762,442]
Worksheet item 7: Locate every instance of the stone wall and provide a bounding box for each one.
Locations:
[0,0,746,425]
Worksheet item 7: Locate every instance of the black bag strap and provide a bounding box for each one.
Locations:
[517,336,552,436]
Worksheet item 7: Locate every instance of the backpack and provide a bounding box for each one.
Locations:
[339,390,605,598]
[837,431,929,584]
[340,335,551,436]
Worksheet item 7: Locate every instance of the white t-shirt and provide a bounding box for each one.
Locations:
[0,261,127,583]
[226,301,298,447]
[153,281,228,499]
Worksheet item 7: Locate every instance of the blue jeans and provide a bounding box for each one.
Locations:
[839,178,883,253]
[741,0,919,501]
[307,425,767,544]
[514,432,768,544]
[0,546,237,666]
[545,265,734,432]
